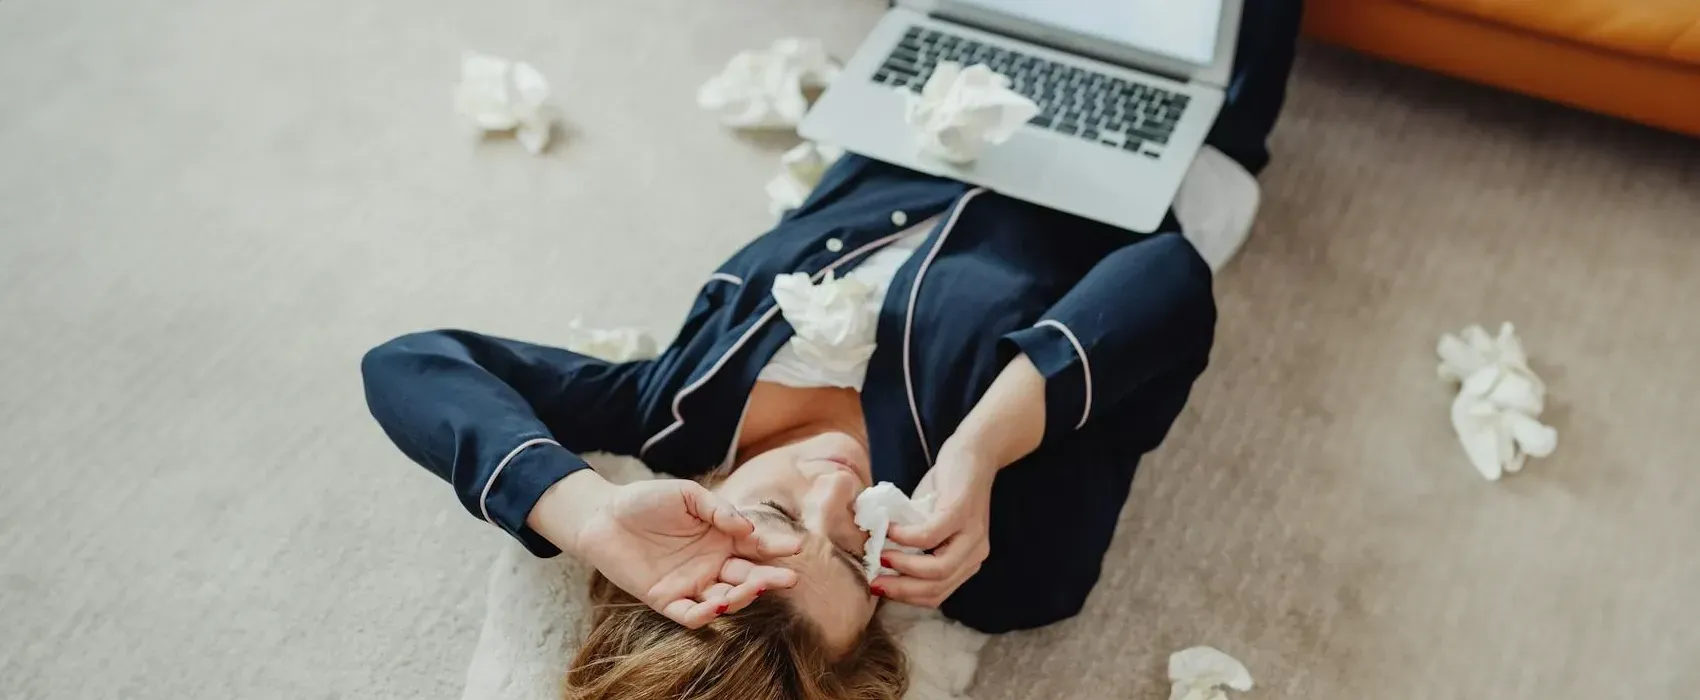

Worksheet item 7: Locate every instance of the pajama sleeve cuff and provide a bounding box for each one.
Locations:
[1001,319,1092,441]
[478,438,591,558]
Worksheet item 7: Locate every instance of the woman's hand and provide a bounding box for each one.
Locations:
[874,445,998,607]
[875,354,1045,607]
[532,473,803,628]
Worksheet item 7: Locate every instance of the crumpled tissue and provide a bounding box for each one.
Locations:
[561,318,657,363]
[1437,322,1558,481]
[769,270,878,380]
[854,482,936,581]
[697,38,840,129]
[1168,646,1254,700]
[903,62,1039,164]
[766,141,845,216]
[454,51,558,154]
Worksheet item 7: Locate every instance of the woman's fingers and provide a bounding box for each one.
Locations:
[867,574,927,605]
[679,482,754,538]
[883,534,989,582]
[734,524,804,560]
[719,558,800,591]
[679,482,799,560]
[868,573,950,608]
[661,560,799,626]
[719,579,771,614]
[873,557,983,608]
[880,548,954,580]
[888,515,954,550]
[702,560,793,615]
[697,580,773,614]
[696,582,735,603]
[660,597,725,629]
[875,531,989,606]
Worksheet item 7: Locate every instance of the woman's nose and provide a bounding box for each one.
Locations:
[803,472,866,552]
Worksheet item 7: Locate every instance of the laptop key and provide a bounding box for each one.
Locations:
[1129,127,1169,145]
[880,27,1189,147]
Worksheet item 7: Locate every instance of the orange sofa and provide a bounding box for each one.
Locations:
[1303,0,1700,137]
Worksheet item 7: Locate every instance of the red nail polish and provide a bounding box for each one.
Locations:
[870,584,886,598]
[716,603,729,614]
[880,555,893,568]
[755,587,766,596]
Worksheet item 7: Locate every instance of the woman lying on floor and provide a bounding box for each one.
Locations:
[363,154,1211,696]
[361,6,1296,697]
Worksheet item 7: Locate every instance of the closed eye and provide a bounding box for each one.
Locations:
[751,504,804,535]
[748,504,870,586]
[761,499,800,523]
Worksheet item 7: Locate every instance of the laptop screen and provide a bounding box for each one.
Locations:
[952,0,1223,66]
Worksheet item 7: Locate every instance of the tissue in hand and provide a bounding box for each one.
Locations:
[902,62,1040,164]
[853,482,936,581]
[697,38,840,129]
[454,51,557,154]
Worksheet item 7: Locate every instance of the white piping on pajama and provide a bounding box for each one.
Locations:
[707,272,744,286]
[640,227,923,458]
[900,188,987,466]
[479,437,563,525]
[1034,319,1092,430]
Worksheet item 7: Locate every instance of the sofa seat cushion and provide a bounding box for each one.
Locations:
[1403,0,1700,66]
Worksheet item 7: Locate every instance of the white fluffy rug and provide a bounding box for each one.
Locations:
[460,453,989,700]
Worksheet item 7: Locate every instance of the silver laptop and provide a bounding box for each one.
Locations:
[800,0,1242,233]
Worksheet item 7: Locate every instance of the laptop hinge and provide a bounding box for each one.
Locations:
[931,6,1200,85]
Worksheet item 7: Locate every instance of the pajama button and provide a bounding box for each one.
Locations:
[825,237,844,252]
[890,210,908,226]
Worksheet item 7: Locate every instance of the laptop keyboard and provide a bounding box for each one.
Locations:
[872,26,1189,159]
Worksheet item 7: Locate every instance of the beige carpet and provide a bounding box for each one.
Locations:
[3,0,1698,697]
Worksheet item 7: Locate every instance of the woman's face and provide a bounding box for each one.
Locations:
[711,431,877,652]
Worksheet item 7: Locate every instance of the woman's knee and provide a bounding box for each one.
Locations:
[1138,233,1217,358]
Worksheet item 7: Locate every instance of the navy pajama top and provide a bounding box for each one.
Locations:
[361,154,1216,633]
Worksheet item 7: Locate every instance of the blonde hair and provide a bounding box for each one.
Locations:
[564,573,907,700]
